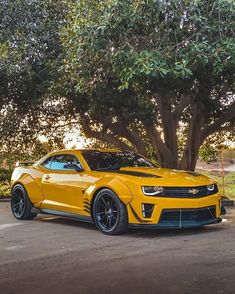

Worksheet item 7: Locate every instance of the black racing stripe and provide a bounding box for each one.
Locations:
[108,170,161,178]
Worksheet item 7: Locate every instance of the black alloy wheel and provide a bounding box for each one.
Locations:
[93,189,128,235]
[11,184,37,220]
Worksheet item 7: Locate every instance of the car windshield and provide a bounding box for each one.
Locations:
[82,151,156,171]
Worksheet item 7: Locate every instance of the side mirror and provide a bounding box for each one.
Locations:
[63,163,84,172]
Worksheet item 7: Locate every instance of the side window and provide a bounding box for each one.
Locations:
[50,154,82,171]
[41,156,53,169]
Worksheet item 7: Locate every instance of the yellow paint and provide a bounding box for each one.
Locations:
[11,149,221,225]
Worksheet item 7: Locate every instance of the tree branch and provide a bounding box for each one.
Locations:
[95,112,147,156]
[80,116,134,151]
[112,120,147,156]
[174,95,192,122]
[144,122,176,167]
[200,102,235,144]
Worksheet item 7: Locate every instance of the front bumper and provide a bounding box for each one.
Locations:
[129,206,222,229]
[127,192,222,228]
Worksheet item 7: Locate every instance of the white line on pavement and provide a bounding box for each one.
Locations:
[0,223,23,230]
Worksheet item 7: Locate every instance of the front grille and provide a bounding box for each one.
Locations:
[162,185,218,198]
[158,206,216,226]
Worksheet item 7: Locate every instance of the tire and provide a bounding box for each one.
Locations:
[11,184,37,220]
[92,188,128,235]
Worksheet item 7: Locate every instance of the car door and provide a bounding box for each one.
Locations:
[41,154,86,214]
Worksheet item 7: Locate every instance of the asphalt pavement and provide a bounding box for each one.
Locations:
[0,201,235,294]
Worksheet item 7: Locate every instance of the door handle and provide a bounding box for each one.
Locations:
[45,175,51,180]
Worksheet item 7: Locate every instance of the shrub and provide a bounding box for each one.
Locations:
[0,168,12,182]
[0,168,12,197]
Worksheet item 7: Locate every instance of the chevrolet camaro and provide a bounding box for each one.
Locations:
[10,149,223,235]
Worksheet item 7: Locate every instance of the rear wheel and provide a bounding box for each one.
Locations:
[11,184,37,220]
[92,189,128,235]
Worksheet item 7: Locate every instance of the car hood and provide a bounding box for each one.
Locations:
[112,167,215,186]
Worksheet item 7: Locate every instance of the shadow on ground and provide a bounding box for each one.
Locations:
[36,214,229,239]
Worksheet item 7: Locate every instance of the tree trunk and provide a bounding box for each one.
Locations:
[145,124,177,168]
[79,96,234,171]
[179,102,205,171]
[155,94,178,168]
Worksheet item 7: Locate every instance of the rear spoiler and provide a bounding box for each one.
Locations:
[15,161,35,167]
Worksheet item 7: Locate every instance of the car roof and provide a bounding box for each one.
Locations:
[36,148,126,167]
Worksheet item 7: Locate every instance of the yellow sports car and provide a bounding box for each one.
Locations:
[11,149,223,235]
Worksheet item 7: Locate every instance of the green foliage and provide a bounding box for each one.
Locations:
[0,168,12,182]
[62,0,235,97]
[0,168,11,198]
[59,0,234,169]
[199,147,219,164]
[0,139,66,168]
[198,132,234,164]
[0,181,11,198]
[0,0,69,155]
[0,0,65,100]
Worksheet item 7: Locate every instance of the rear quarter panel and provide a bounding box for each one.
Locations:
[11,167,44,205]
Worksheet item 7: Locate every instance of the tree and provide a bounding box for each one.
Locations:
[198,132,234,164]
[0,0,65,102]
[60,0,235,170]
[0,138,66,168]
[0,0,68,154]
[0,0,234,171]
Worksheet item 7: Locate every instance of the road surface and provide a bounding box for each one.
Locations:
[0,201,235,294]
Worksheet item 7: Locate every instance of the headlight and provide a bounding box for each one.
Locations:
[142,186,164,196]
[207,184,215,191]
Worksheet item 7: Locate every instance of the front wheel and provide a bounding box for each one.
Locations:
[11,184,37,220]
[92,189,128,235]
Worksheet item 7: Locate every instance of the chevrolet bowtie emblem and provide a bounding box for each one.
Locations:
[189,188,199,195]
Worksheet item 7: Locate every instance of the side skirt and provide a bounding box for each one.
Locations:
[38,208,93,224]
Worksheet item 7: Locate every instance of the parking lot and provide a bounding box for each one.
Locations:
[0,201,235,294]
